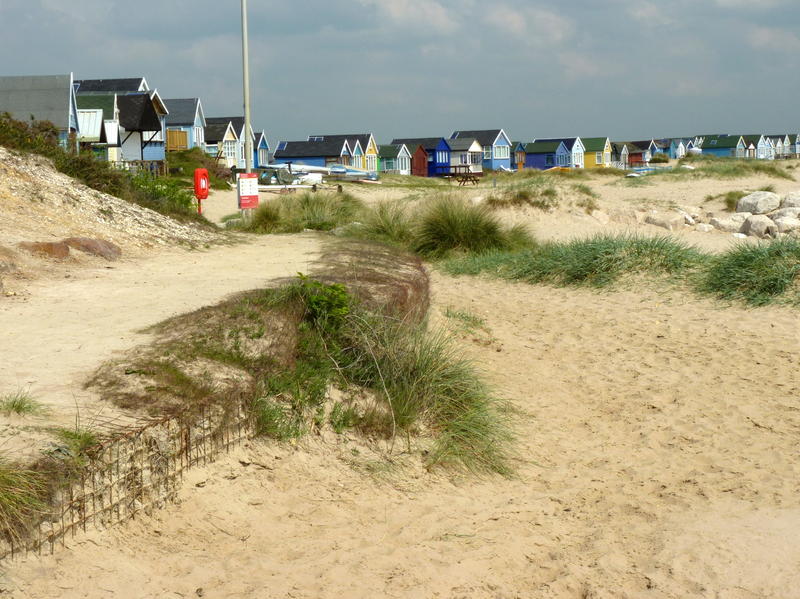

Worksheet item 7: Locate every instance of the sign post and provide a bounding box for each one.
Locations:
[237,172,259,213]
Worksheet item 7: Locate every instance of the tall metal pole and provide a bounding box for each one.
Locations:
[241,0,253,174]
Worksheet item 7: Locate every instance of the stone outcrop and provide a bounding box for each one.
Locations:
[645,213,685,232]
[64,237,122,261]
[782,192,800,209]
[736,191,781,215]
[17,241,70,259]
[741,215,777,239]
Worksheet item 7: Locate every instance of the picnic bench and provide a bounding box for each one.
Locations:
[447,165,481,186]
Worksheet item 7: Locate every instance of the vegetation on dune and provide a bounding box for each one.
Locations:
[661,155,794,181]
[165,147,231,189]
[0,113,211,225]
[234,191,365,234]
[443,235,702,288]
[699,238,800,306]
[242,275,514,474]
[704,190,748,212]
[0,462,46,544]
[0,391,45,416]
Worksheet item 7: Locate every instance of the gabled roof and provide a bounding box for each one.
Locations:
[164,98,203,127]
[451,129,509,147]
[525,140,566,154]
[75,78,148,93]
[701,135,743,149]
[378,144,409,159]
[116,94,163,131]
[0,73,76,129]
[536,137,581,152]
[274,139,350,159]
[581,137,610,152]
[447,137,481,152]
[207,116,255,141]
[628,140,655,151]
[309,134,374,153]
[391,137,449,152]
[255,130,269,150]
[77,109,107,143]
[205,121,236,144]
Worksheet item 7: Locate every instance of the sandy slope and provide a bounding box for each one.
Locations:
[0,234,321,458]
[7,271,799,598]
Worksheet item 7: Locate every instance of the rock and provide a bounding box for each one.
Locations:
[769,207,800,220]
[590,209,610,225]
[741,214,778,238]
[17,241,70,259]
[710,213,750,233]
[63,237,122,261]
[681,206,703,220]
[732,233,748,239]
[680,212,696,226]
[645,213,685,231]
[782,192,800,208]
[773,216,800,234]
[695,224,714,233]
[736,191,781,214]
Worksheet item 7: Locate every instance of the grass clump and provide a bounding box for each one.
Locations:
[413,196,534,258]
[0,391,45,416]
[699,238,800,306]
[670,155,793,180]
[0,462,47,543]
[444,307,486,332]
[704,190,748,212]
[444,234,703,288]
[239,192,364,234]
[251,275,514,474]
[354,201,414,246]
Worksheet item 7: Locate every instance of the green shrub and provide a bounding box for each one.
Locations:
[650,153,669,164]
[357,201,414,246]
[699,238,800,306]
[239,192,364,234]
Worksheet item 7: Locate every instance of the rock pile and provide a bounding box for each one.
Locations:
[644,191,800,238]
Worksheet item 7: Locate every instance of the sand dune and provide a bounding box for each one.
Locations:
[7,270,799,598]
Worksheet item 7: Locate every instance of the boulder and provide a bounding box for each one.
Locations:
[769,207,800,220]
[741,214,778,238]
[17,241,70,260]
[737,191,781,215]
[773,216,800,234]
[782,192,800,209]
[590,210,610,225]
[645,212,685,232]
[710,212,751,233]
[695,224,714,233]
[679,211,696,226]
[63,237,122,261]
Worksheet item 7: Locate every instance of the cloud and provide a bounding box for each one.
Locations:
[748,26,800,52]
[628,1,673,26]
[485,4,573,45]
[360,0,459,34]
[714,0,786,7]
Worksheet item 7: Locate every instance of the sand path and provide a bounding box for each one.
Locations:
[6,271,799,598]
[0,233,321,457]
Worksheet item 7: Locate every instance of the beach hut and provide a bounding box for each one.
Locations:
[0,73,81,150]
[254,131,270,168]
[164,98,206,152]
[273,139,351,168]
[536,137,585,168]
[392,137,451,176]
[76,94,120,162]
[308,134,379,172]
[669,139,689,160]
[524,140,570,169]
[447,137,483,173]
[450,129,512,171]
[697,135,745,158]
[204,120,239,168]
[611,142,634,168]
[582,138,612,169]
[378,144,412,175]
[511,142,527,171]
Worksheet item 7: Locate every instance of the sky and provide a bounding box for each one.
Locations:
[1,0,798,144]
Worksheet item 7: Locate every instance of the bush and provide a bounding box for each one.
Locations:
[413,196,534,257]
[239,192,364,234]
[650,153,669,164]
[699,238,800,306]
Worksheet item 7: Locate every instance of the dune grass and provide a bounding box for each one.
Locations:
[0,461,46,543]
[251,276,514,475]
[661,156,794,181]
[699,238,800,306]
[444,234,703,289]
[0,391,45,416]
[705,190,748,212]
[239,191,365,234]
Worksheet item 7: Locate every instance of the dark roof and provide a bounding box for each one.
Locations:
[536,137,578,150]
[451,130,504,147]
[208,116,244,133]
[274,140,348,159]
[702,135,742,149]
[581,137,609,152]
[379,144,403,158]
[525,140,563,154]
[447,137,480,152]
[164,98,199,126]
[0,74,74,129]
[205,123,232,144]
[629,140,655,150]
[75,78,145,93]
[309,134,372,152]
[116,94,162,131]
[76,94,115,117]
[391,137,448,152]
